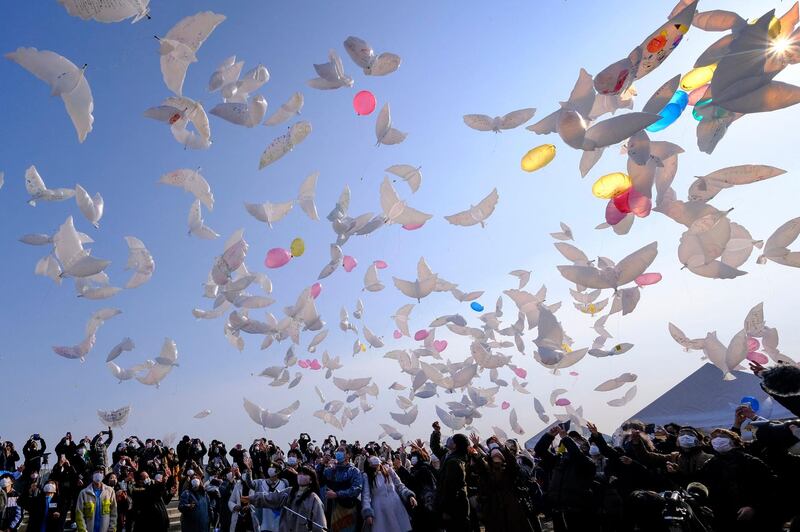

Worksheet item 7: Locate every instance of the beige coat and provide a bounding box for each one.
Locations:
[75,483,117,532]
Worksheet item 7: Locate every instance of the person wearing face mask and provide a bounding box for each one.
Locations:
[281,451,301,488]
[473,444,536,532]
[535,424,598,532]
[104,473,129,532]
[255,464,288,532]
[628,426,713,490]
[360,455,416,532]
[0,475,23,531]
[74,467,117,532]
[250,465,327,532]
[89,429,114,474]
[23,434,48,475]
[129,470,170,532]
[22,480,64,532]
[2,442,20,472]
[50,452,80,528]
[401,444,439,532]
[436,433,470,532]
[178,474,211,532]
[56,433,78,464]
[229,460,260,532]
[229,444,247,471]
[699,428,777,531]
[318,446,362,532]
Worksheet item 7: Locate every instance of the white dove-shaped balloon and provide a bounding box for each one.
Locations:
[187,200,219,240]
[444,188,499,228]
[157,11,226,96]
[74,184,104,228]
[144,96,211,149]
[296,172,319,221]
[375,103,407,145]
[343,36,401,76]
[123,236,155,289]
[159,168,214,210]
[393,258,438,302]
[380,177,431,226]
[264,92,304,126]
[97,406,131,428]
[53,216,110,278]
[58,0,150,23]
[607,385,638,407]
[307,49,353,90]
[5,47,94,142]
[463,108,536,132]
[244,200,293,228]
[194,409,212,419]
[259,121,312,169]
[243,398,300,429]
[24,166,75,206]
[758,217,800,268]
[385,164,422,193]
[210,94,267,127]
[557,242,658,289]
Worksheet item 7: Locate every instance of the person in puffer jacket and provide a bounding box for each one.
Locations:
[74,467,118,532]
[753,361,800,417]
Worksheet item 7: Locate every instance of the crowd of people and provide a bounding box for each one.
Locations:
[1,362,799,532]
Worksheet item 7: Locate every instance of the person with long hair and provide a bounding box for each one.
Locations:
[250,465,327,532]
[361,455,416,532]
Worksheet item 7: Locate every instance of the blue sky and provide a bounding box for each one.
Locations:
[1,0,799,448]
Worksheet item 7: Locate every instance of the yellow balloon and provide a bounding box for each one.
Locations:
[747,16,781,38]
[521,144,556,172]
[680,64,717,92]
[561,343,573,354]
[592,172,632,199]
[360,343,366,352]
[290,237,305,257]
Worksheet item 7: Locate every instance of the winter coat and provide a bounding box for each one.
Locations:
[403,462,439,531]
[22,437,47,473]
[178,488,211,532]
[588,433,657,496]
[250,486,327,532]
[429,430,446,461]
[760,363,800,417]
[55,438,78,462]
[255,478,289,531]
[2,448,20,471]
[90,431,113,472]
[21,490,65,532]
[50,461,81,495]
[630,441,712,489]
[0,489,23,531]
[75,484,117,532]
[228,478,261,532]
[474,454,536,532]
[436,451,469,527]
[129,482,170,532]
[535,433,596,512]
[361,467,414,532]
[319,463,363,508]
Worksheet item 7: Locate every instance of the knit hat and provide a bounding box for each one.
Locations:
[761,364,800,397]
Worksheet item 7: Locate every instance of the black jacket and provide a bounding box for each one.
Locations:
[21,490,65,532]
[534,433,596,512]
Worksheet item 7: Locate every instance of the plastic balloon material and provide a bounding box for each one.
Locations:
[265,247,292,268]
[470,302,484,312]
[740,396,760,412]
[605,200,627,226]
[592,172,632,199]
[647,90,689,132]
[554,398,571,406]
[343,255,357,272]
[520,144,556,172]
[433,340,448,352]
[747,337,760,352]
[353,90,377,115]
[413,329,429,341]
[374,260,388,269]
[635,273,662,287]
[393,330,403,339]
[613,188,652,217]
[501,401,510,410]
[310,282,322,299]
[681,64,717,92]
[747,351,769,365]
[687,85,710,106]
[290,237,305,257]
[402,223,424,230]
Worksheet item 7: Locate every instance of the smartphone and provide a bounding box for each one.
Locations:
[558,420,571,432]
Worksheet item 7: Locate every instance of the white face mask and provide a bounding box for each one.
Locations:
[267,468,277,478]
[677,434,697,448]
[92,473,104,483]
[297,474,311,486]
[186,470,195,478]
[711,437,734,453]
[191,479,201,489]
[589,444,601,456]
[44,485,56,494]
[410,456,418,466]
[287,457,298,466]
[154,474,163,482]
[368,457,381,467]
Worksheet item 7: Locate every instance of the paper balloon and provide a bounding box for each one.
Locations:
[310,282,322,299]
[747,337,760,352]
[290,237,305,257]
[402,223,424,231]
[593,172,632,199]
[414,329,429,341]
[635,272,662,287]
[393,330,402,339]
[265,247,292,268]
[747,351,768,365]
[501,401,510,410]
[521,144,556,172]
[433,340,448,353]
[343,255,357,272]
[680,64,717,92]
[373,260,388,269]
[353,90,376,116]
[555,398,571,406]
[740,396,760,412]
[470,302,484,312]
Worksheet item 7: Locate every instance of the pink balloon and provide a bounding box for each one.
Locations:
[605,200,627,226]
[613,190,633,214]
[687,84,710,106]
[747,351,768,365]
[373,260,389,269]
[309,359,322,370]
[501,401,510,410]
[433,340,448,353]
[747,337,760,352]
[310,282,322,299]
[635,272,663,287]
[393,330,403,339]
[414,329,429,341]
[613,188,651,218]
[265,247,292,268]
[512,367,528,379]
[402,223,424,231]
[353,90,377,116]
[343,255,357,272]
[569,371,579,376]
[298,360,309,369]
[555,398,571,406]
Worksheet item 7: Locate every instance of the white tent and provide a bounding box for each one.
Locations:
[628,363,794,430]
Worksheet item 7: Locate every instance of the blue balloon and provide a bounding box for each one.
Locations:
[740,396,760,412]
[671,89,689,111]
[647,90,689,132]
[470,302,484,312]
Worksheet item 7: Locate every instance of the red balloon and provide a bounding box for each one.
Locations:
[613,189,633,214]
[605,199,627,225]
[612,187,652,218]
[265,247,292,268]
[353,90,376,116]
